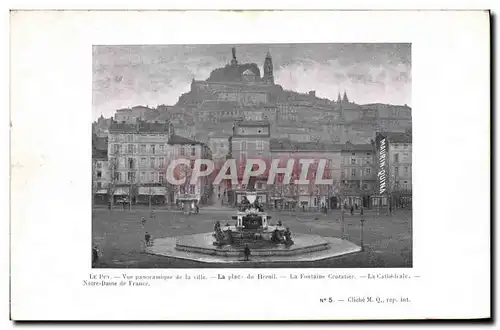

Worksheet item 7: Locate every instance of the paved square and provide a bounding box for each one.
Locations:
[92,207,412,268]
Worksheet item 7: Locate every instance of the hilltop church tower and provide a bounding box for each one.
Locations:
[263,52,274,85]
[342,90,350,103]
[231,47,238,66]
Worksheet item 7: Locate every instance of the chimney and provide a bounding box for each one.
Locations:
[308,90,316,97]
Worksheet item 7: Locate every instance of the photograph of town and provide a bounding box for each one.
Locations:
[92,44,412,268]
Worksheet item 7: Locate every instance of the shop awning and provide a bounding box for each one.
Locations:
[113,187,130,196]
[95,189,107,194]
[176,194,198,201]
[138,187,167,196]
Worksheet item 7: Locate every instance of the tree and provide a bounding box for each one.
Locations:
[107,149,119,210]
[92,159,97,210]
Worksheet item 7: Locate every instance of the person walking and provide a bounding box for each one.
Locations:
[244,245,251,261]
[141,217,146,228]
[92,245,99,266]
[145,232,152,247]
[350,205,354,216]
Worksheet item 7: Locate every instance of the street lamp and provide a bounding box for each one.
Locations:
[360,218,365,251]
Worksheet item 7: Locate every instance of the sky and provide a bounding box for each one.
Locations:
[92,43,411,120]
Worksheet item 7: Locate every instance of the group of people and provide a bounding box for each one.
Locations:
[344,203,365,216]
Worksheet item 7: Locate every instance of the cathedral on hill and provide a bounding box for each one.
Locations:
[205,47,275,85]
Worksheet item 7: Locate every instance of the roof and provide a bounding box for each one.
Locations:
[109,120,171,133]
[199,100,241,112]
[340,103,362,111]
[379,132,412,143]
[361,103,412,109]
[270,139,342,152]
[207,62,261,83]
[94,137,108,151]
[242,69,255,76]
[167,134,205,146]
[341,142,374,152]
[92,147,107,160]
[132,105,153,110]
[234,120,270,127]
[208,131,231,138]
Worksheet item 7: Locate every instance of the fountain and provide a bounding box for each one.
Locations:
[145,187,362,263]
[212,191,293,248]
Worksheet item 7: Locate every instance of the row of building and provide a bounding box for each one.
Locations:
[92,47,412,209]
[92,118,412,210]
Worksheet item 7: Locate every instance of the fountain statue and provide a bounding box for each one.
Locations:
[212,190,293,247]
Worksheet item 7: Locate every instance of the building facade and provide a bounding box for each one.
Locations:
[228,120,271,205]
[107,120,174,205]
[340,141,377,208]
[270,139,342,210]
[167,135,213,207]
[92,133,110,204]
[384,132,412,208]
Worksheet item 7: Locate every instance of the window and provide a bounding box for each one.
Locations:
[128,144,133,154]
[189,185,195,194]
[150,157,155,168]
[128,158,134,169]
[352,152,356,156]
[180,147,185,156]
[96,182,102,190]
[351,168,356,176]
[404,166,409,174]
[159,157,165,168]
[159,172,165,183]
[127,172,135,183]
[180,186,185,194]
[365,168,371,175]
[96,162,102,169]
[140,172,145,182]
[367,152,371,155]
[113,144,120,153]
[240,151,247,163]
[151,145,156,154]
[140,145,146,153]
[362,183,368,190]
[241,141,246,150]
[140,157,146,166]
[191,147,196,156]
[394,154,399,163]
[256,141,264,150]
[395,166,399,175]
[159,145,164,154]
[351,158,356,165]
[113,172,120,181]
